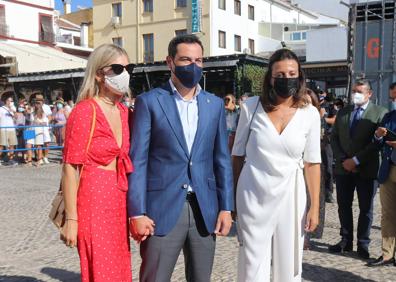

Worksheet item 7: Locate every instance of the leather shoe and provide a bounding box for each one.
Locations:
[366,256,395,267]
[357,247,370,260]
[328,241,353,253]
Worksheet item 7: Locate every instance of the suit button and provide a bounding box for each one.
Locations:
[182,184,188,189]
[189,161,193,166]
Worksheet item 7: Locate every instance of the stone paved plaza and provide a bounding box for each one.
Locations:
[1,161,396,282]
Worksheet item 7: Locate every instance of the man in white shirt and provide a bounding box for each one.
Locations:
[34,94,52,164]
[0,96,18,165]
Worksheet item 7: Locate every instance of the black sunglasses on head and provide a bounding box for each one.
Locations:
[102,63,135,75]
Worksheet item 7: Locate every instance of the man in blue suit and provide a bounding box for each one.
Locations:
[128,34,233,282]
[367,82,396,267]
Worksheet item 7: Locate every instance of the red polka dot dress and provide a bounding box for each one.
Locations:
[63,99,133,282]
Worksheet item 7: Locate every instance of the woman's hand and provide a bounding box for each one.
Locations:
[61,220,78,248]
[129,216,155,242]
[305,207,319,232]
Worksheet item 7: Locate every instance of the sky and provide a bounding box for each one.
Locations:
[55,0,92,13]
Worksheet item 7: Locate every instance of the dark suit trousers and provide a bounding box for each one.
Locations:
[321,142,334,195]
[335,174,376,248]
[139,194,216,282]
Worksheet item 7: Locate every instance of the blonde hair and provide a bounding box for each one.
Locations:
[77,44,130,102]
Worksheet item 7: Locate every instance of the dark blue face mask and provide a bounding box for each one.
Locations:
[173,62,203,89]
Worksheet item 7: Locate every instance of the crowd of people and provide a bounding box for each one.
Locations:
[2,33,389,281]
[0,94,75,166]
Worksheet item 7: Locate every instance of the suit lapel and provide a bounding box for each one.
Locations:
[350,102,372,138]
[156,83,189,157]
[191,91,210,157]
[361,102,373,119]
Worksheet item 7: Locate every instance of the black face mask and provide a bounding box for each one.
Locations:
[273,77,300,98]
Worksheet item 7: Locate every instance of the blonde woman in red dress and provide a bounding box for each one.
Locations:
[61,44,135,281]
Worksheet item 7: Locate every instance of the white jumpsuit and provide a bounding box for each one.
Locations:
[232,97,321,282]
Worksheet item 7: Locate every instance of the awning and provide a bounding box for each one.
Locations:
[0,42,87,74]
[7,68,85,82]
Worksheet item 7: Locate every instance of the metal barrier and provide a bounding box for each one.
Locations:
[0,124,65,153]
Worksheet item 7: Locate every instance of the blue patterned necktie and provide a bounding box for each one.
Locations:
[350,107,362,136]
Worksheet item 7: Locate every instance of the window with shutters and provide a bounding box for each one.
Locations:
[248,38,255,54]
[143,0,153,12]
[176,0,187,8]
[234,0,241,16]
[0,5,7,37]
[219,30,226,48]
[143,33,154,63]
[112,37,123,47]
[219,0,226,10]
[112,3,122,18]
[234,35,241,52]
[39,14,54,43]
[175,29,188,36]
[248,5,255,20]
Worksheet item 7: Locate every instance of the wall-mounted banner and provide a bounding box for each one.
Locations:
[192,0,201,33]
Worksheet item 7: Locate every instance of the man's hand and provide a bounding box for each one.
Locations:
[342,158,357,172]
[214,211,232,236]
[386,140,396,148]
[375,127,387,138]
[129,216,155,242]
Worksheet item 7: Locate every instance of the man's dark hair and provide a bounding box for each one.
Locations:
[390,82,396,90]
[168,34,204,58]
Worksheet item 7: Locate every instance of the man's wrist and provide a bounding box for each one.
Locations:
[131,215,145,219]
[352,156,360,165]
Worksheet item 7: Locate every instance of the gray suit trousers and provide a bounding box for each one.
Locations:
[139,194,216,282]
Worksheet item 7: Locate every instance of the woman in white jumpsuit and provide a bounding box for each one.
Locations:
[232,49,321,282]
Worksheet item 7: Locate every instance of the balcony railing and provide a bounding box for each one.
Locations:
[39,31,55,44]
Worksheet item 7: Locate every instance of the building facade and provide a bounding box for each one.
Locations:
[93,0,341,64]
[0,0,55,45]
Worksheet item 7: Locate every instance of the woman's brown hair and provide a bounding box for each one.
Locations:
[305,88,320,111]
[261,48,307,112]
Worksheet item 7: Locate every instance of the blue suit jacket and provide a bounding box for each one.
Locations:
[376,110,396,184]
[127,82,234,236]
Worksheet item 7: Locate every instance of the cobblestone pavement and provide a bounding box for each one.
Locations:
[1,162,396,281]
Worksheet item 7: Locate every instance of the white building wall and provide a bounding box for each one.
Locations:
[210,0,261,56]
[0,0,54,44]
[291,0,349,22]
[17,0,54,8]
[259,1,339,25]
[306,27,348,62]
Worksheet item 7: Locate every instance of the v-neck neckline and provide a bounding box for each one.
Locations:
[92,99,123,149]
[263,107,299,136]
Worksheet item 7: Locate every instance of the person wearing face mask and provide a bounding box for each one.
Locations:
[53,98,68,146]
[232,49,321,281]
[0,95,18,166]
[128,34,233,282]
[329,80,387,260]
[61,44,134,281]
[366,82,396,267]
[15,99,27,162]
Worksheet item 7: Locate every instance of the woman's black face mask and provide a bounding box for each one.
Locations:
[272,77,300,98]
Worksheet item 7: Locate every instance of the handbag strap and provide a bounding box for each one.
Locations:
[78,101,97,177]
[246,97,260,143]
[60,101,96,191]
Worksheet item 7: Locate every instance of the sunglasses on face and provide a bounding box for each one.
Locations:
[101,64,135,75]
